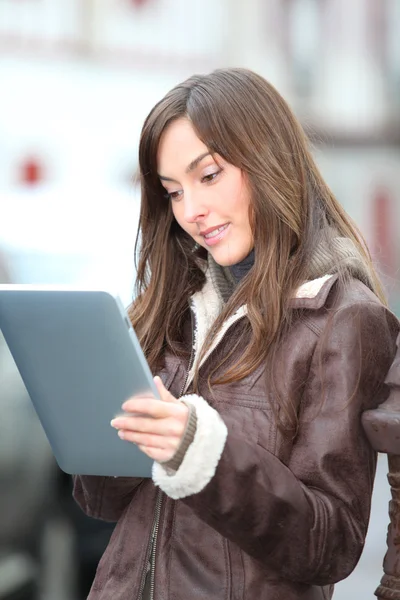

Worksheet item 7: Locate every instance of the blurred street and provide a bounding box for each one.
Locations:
[335,454,391,599]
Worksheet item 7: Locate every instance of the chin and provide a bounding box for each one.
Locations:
[210,248,250,267]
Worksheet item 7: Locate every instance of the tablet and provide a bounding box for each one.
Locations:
[0,284,158,478]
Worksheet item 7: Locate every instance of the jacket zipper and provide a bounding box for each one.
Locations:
[138,309,196,600]
[179,307,195,397]
[136,490,163,600]
[149,490,163,600]
[182,308,246,395]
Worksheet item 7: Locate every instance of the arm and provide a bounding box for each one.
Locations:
[72,475,144,522]
[153,301,398,584]
[381,331,400,402]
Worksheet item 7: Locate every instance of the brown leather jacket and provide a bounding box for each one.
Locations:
[73,274,399,600]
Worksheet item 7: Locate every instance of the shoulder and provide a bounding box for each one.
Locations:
[291,274,399,347]
[292,273,396,320]
[292,273,384,311]
[288,277,399,413]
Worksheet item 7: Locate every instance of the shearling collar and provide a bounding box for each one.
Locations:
[185,270,338,393]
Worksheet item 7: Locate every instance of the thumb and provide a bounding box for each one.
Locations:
[154,376,177,403]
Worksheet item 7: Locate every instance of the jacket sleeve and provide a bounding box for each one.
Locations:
[152,301,398,585]
[72,475,144,522]
[382,331,400,398]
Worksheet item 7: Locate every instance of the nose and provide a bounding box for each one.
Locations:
[183,191,209,224]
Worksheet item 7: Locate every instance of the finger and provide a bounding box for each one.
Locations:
[121,397,181,418]
[111,416,184,438]
[138,445,177,463]
[117,430,179,451]
[120,379,177,413]
[153,376,177,403]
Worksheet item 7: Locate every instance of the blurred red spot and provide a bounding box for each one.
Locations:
[20,157,43,186]
[372,187,394,276]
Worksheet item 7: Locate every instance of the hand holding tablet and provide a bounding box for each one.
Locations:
[111,375,189,463]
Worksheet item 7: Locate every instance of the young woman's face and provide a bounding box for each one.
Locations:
[157,118,253,266]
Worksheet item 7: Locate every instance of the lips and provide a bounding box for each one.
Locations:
[200,224,229,239]
[200,223,230,247]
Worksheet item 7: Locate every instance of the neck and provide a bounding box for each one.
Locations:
[208,234,373,304]
[207,251,255,304]
[229,249,255,283]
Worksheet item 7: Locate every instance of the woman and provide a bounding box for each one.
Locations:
[73,68,399,600]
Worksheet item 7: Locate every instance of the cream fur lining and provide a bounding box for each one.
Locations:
[186,275,222,390]
[152,393,228,500]
[295,274,333,299]
[183,271,333,394]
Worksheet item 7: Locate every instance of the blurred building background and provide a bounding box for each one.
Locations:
[0,0,399,599]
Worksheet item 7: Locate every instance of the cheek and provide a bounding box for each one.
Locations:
[221,171,250,215]
[171,202,182,224]
[227,185,251,224]
[171,202,191,234]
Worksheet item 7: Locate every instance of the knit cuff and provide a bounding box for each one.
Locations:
[152,394,227,499]
[160,401,197,471]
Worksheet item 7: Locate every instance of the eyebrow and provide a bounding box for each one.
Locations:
[158,151,211,182]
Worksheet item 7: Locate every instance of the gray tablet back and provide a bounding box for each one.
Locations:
[0,286,156,477]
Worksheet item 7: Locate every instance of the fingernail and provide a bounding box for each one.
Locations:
[110,420,117,428]
[118,430,125,439]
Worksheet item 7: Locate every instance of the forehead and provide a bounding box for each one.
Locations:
[157,118,208,174]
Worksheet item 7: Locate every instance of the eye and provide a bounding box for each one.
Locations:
[201,170,221,184]
[164,189,183,201]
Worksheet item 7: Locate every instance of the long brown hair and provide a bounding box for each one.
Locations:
[130,67,386,402]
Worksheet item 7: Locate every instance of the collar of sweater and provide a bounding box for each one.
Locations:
[207,236,373,305]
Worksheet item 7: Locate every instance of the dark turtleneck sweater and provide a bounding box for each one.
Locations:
[229,249,255,283]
